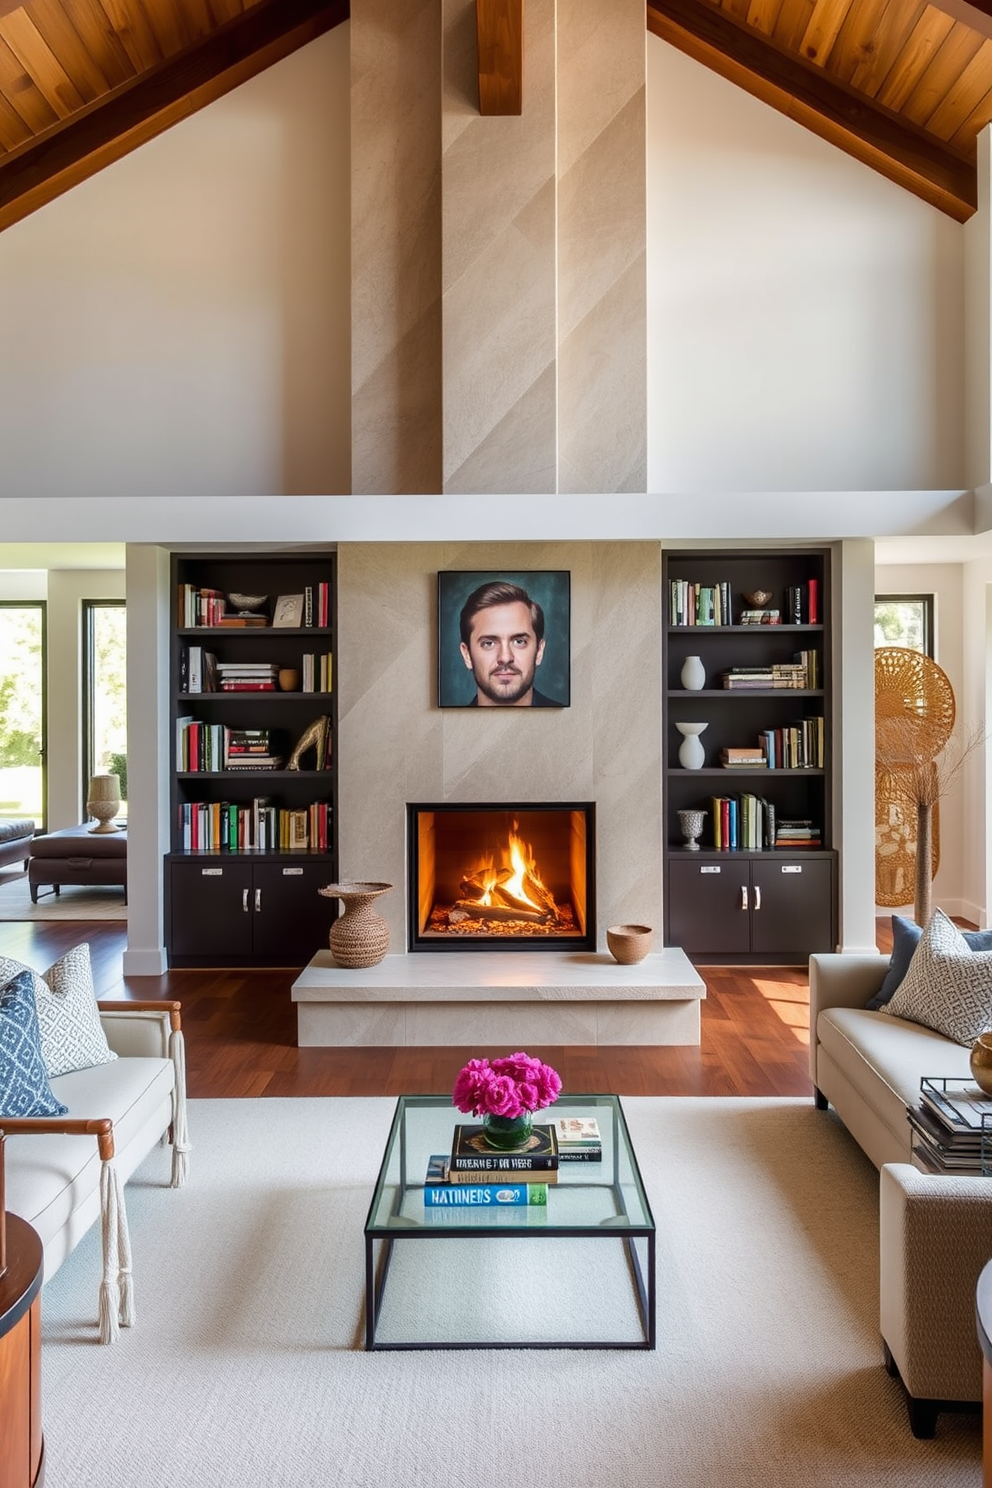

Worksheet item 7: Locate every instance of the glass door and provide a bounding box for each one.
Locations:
[0,602,46,831]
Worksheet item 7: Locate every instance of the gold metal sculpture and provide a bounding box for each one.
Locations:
[874,647,955,923]
[287,715,331,772]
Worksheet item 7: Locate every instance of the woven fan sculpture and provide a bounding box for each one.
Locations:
[874,647,955,913]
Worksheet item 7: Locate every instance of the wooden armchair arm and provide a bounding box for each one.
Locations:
[97,1000,182,1033]
[0,1116,115,1160]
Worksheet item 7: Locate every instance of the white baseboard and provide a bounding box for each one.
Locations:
[122,946,168,976]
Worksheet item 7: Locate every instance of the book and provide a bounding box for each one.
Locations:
[449,1123,558,1171]
[446,1164,557,1184]
[423,1157,548,1206]
[552,1115,603,1162]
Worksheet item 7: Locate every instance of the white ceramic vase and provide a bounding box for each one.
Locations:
[680,655,705,691]
[676,722,708,770]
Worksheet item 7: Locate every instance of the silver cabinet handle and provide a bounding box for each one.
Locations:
[740,885,748,910]
[754,885,762,910]
[255,888,262,913]
[242,889,249,912]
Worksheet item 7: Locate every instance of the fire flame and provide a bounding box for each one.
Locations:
[476,829,545,911]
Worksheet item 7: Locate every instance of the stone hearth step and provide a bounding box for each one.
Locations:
[291,948,705,1047]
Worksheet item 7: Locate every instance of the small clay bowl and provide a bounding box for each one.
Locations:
[607,924,654,965]
[743,590,773,608]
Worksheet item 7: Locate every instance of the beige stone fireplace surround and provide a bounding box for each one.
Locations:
[288,540,708,1048]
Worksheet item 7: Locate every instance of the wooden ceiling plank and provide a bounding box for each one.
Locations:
[798,0,851,66]
[725,0,753,25]
[875,6,955,110]
[0,87,33,149]
[56,0,136,89]
[0,0,348,230]
[898,21,984,124]
[183,0,220,45]
[849,0,927,94]
[94,0,164,72]
[647,0,975,217]
[135,0,195,59]
[927,32,992,133]
[948,73,992,142]
[746,0,786,38]
[1,9,86,116]
[773,0,817,55]
[27,0,115,99]
[206,0,246,24]
[827,0,898,84]
[0,31,59,132]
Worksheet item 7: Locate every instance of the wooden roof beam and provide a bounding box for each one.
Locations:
[647,0,977,221]
[0,0,349,235]
[477,0,523,115]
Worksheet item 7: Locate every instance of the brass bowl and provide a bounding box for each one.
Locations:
[607,924,654,965]
[971,1033,992,1095]
[743,590,773,608]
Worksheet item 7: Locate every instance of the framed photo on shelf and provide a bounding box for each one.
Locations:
[437,570,570,709]
[273,594,304,629]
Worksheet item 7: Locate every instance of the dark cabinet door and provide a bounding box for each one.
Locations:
[251,862,336,960]
[667,858,751,955]
[750,858,833,957]
[169,860,254,957]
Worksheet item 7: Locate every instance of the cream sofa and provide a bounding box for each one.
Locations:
[810,951,992,1437]
[2,999,190,1343]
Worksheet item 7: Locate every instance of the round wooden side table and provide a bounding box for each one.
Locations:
[0,1213,45,1488]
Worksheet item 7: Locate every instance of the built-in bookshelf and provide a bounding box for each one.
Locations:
[663,548,837,965]
[166,551,338,968]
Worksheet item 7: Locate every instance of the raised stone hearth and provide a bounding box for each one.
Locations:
[291,948,705,1048]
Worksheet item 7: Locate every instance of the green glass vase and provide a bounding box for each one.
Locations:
[481,1111,534,1151]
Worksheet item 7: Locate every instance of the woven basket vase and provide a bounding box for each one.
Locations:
[319,882,393,968]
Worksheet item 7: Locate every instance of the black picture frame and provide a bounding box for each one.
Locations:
[437,570,571,708]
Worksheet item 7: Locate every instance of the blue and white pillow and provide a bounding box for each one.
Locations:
[0,969,69,1117]
[0,943,115,1078]
[883,909,992,1046]
[868,914,992,1009]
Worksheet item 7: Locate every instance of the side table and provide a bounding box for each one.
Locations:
[0,1212,44,1488]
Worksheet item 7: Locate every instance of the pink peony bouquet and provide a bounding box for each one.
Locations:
[452,1052,562,1119]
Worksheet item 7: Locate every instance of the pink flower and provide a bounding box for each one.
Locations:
[451,1052,561,1117]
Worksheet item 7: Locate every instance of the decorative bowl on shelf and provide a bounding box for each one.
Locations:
[227,593,268,615]
[742,590,773,608]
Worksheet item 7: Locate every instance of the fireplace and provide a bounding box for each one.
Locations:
[407,803,596,952]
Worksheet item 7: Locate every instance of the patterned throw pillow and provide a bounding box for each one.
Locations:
[0,943,116,1078]
[0,969,69,1116]
[867,914,992,1009]
[883,908,992,1045]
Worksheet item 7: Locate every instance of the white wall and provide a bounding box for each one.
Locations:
[0,27,351,500]
[647,39,966,495]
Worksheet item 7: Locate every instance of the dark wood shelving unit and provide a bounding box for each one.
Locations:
[663,548,837,965]
[166,551,338,968]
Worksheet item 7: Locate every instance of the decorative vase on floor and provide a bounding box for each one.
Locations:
[481,1111,534,1151]
[680,655,705,691]
[676,722,708,769]
[318,882,392,968]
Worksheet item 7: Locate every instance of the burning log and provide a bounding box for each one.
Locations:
[449,900,547,924]
[459,868,512,899]
[523,873,560,924]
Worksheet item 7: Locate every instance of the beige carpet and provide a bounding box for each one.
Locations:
[0,872,126,920]
[38,1096,982,1488]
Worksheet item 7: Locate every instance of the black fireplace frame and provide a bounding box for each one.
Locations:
[406,801,596,953]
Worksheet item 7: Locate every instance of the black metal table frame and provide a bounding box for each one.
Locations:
[364,1094,656,1351]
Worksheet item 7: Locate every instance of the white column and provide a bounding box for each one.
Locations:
[122,544,170,977]
[837,538,878,953]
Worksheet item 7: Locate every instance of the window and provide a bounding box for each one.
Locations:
[83,601,127,819]
[0,601,46,831]
[874,594,933,656]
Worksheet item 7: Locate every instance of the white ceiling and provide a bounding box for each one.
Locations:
[0,543,126,570]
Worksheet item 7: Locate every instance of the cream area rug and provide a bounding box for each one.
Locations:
[39,1097,981,1488]
[0,872,126,920]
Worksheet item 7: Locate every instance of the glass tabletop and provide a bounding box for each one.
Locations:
[365,1094,654,1236]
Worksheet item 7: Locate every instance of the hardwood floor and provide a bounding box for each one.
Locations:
[0,918,839,1099]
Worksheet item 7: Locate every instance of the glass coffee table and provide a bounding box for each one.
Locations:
[364,1094,655,1350]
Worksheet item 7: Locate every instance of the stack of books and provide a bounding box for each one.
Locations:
[552,1115,602,1161]
[738,608,781,625]
[721,663,808,689]
[720,746,767,769]
[216,662,279,692]
[223,728,284,771]
[422,1122,559,1212]
[909,1079,992,1173]
[774,819,821,848]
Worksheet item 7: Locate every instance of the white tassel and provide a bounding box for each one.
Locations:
[114,1164,135,1328]
[98,1160,121,1344]
[169,1026,191,1188]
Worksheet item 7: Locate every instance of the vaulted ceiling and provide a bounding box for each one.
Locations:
[0,0,989,235]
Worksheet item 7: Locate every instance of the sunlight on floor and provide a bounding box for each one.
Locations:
[754,975,810,1046]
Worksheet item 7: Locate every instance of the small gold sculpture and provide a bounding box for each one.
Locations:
[288,715,330,771]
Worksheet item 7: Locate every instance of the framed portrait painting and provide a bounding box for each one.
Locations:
[437,570,570,709]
